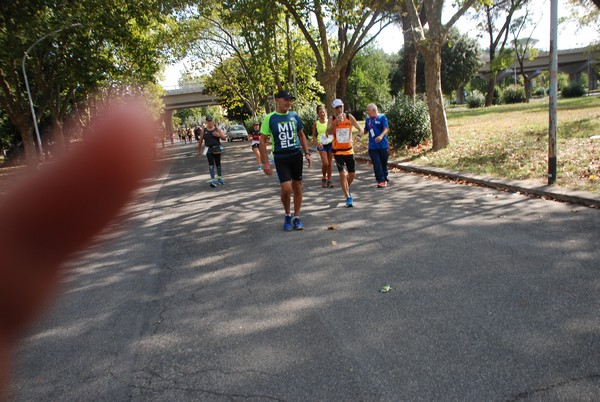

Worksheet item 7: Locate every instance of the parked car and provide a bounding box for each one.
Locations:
[226,124,249,142]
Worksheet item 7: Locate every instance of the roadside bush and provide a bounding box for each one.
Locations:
[501,84,526,104]
[243,117,263,131]
[386,94,431,148]
[492,85,501,105]
[561,82,586,98]
[297,102,320,140]
[351,109,366,121]
[533,86,547,97]
[557,73,569,92]
[466,90,485,108]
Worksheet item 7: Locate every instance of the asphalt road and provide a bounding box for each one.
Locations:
[10,139,600,401]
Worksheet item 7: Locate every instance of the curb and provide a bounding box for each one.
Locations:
[354,155,600,209]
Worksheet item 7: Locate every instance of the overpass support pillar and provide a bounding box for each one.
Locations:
[161,109,174,140]
[589,64,598,90]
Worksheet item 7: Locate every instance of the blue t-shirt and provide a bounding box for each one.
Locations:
[365,114,389,150]
[260,111,304,154]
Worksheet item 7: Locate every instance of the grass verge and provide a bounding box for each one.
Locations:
[357,96,600,193]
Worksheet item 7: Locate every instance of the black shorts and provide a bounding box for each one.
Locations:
[251,143,260,149]
[334,154,356,173]
[274,152,303,183]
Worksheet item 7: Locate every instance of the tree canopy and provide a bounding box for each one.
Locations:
[0,0,186,164]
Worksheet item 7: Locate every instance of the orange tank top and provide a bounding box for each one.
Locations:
[332,115,353,155]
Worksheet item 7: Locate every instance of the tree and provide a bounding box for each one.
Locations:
[402,0,477,151]
[566,0,600,46]
[441,28,482,102]
[401,5,427,98]
[277,0,394,113]
[390,28,481,102]
[0,0,186,165]
[476,0,527,106]
[183,6,276,118]
[345,46,392,116]
[510,10,540,102]
[193,7,321,120]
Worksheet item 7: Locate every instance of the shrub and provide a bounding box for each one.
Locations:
[297,102,320,140]
[533,86,547,97]
[351,109,365,121]
[243,117,263,131]
[501,84,526,104]
[466,90,485,108]
[386,94,431,148]
[561,82,586,98]
[492,85,501,105]
[557,73,569,91]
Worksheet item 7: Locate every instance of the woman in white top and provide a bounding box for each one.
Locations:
[312,105,334,188]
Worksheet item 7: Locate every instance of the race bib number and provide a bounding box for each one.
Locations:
[319,133,333,145]
[336,128,350,144]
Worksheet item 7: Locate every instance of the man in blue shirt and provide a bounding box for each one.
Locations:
[259,90,312,231]
[365,103,390,188]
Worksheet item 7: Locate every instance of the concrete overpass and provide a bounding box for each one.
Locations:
[478,46,599,89]
[161,84,219,110]
[160,84,220,139]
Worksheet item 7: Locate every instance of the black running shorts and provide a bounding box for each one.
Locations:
[334,154,356,173]
[274,152,303,183]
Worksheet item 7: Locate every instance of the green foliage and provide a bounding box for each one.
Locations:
[557,73,570,91]
[441,28,482,95]
[0,111,22,164]
[533,86,547,97]
[386,94,431,148]
[466,77,487,94]
[561,82,586,98]
[297,102,322,140]
[174,108,203,126]
[346,46,392,115]
[390,28,482,97]
[501,84,526,104]
[389,51,425,94]
[466,90,486,108]
[492,86,502,105]
[468,77,501,105]
[195,8,321,119]
[490,48,515,74]
[243,116,263,131]
[0,0,185,163]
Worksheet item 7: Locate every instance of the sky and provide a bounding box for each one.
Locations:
[160,0,598,87]
[375,0,598,54]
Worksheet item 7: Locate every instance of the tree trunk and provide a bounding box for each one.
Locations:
[51,113,66,153]
[523,74,531,102]
[485,74,497,106]
[402,13,417,98]
[321,70,339,115]
[456,84,465,104]
[422,45,449,151]
[336,57,355,102]
[13,114,39,167]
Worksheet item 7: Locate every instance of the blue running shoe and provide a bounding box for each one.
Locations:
[209,180,217,188]
[346,196,353,207]
[217,178,224,185]
[292,217,304,230]
[283,215,293,231]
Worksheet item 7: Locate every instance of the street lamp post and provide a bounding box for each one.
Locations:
[21,23,83,157]
[548,0,558,185]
